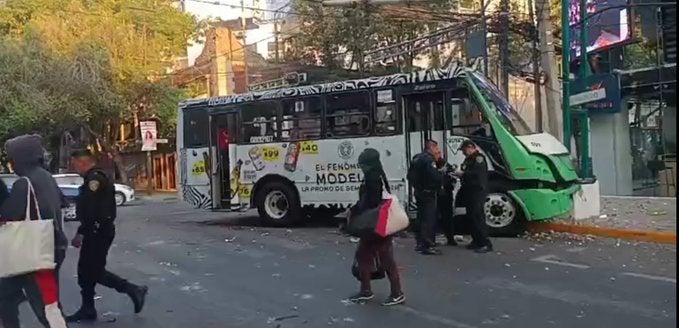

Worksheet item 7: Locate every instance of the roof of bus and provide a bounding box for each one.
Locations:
[179,60,480,110]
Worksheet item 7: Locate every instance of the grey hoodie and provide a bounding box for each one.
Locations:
[0,135,68,265]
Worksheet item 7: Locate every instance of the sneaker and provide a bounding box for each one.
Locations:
[65,308,97,323]
[382,294,406,306]
[474,245,494,254]
[348,291,375,303]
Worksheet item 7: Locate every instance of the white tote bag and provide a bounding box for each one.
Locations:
[375,188,410,237]
[0,178,56,278]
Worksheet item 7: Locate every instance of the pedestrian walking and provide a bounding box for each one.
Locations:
[456,140,493,253]
[0,135,68,328]
[408,140,444,255]
[65,149,148,322]
[348,148,405,306]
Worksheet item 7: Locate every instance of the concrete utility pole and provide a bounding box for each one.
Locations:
[527,0,543,132]
[535,0,563,140]
[499,0,510,96]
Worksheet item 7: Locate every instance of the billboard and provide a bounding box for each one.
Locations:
[569,0,631,59]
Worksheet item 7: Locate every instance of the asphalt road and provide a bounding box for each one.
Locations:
[18,200,677,328]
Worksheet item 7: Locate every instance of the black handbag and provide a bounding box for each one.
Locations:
[351,251,386,281]
[346,206,382,238]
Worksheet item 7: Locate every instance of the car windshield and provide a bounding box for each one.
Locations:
[54,175,84,186]
[469,72,534,136]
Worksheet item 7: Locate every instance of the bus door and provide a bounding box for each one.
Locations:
[211,112,239,210]
[403,91,447,204]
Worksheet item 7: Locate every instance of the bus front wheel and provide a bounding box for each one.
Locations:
[484,188,526,237]
[256,181,302,227]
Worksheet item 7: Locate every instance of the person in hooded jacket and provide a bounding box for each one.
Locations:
[0,134,68,328]
[347,148,405,306]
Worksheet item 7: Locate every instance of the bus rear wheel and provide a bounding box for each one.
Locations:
[256,181,301,227]
[484,191,525,237]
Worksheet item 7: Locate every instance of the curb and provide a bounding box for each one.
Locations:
[527,222,677,245]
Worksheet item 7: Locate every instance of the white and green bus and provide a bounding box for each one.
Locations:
[177,62,580,235]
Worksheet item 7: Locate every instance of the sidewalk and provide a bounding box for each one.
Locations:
[529,196,676,244]
[135,191,179,203]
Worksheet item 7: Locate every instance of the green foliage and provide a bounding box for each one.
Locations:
[287,0,456,72]
[0,0,199,149]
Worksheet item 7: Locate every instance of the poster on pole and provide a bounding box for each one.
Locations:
[140,120,158,151]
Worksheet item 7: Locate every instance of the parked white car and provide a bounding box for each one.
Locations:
[52,174,135,207]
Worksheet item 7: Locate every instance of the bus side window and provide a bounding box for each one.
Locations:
[325,91,371,138]
[281,97,322,141]
[374,89,399,135]
[183,108,209,148]
[240,101,279,143]
[450,90,485,136]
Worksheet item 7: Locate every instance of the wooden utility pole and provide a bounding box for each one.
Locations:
[536,0,563,140]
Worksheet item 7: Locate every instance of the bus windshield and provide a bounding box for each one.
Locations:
[469,71,533,136]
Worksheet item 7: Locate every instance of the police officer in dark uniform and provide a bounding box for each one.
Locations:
[436,157,457,246]
[409,140,443,255]
[66,149,148,322]
[456,140,493,253]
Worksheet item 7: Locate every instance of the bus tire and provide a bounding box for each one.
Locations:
[484,183,526,237]
[255,181,302,227]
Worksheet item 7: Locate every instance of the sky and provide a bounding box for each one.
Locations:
[182,0,289,65]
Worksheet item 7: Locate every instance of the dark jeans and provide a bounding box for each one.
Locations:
[78,226,131,309]
[467,190,492,247]
[415,192,437,249]
[437,193,454,242]
[0,249,66,328]
[0,270,63,328]
[356,236,402,296]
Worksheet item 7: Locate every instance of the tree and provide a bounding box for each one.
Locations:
[286,0,457,73]
[0,0,200,177]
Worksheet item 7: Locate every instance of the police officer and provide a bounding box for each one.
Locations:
[456,140,493,253]
[66,149,148,322]
[436,157,457,246]
[409,140,443,255]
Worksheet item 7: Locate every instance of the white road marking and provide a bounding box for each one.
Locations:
[620,272,677,284]
[395,306,480,328]
[531,254,591,269]
[478,277,667,319]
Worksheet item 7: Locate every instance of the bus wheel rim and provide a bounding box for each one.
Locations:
[265,190,288,220]
[484,193,516,228]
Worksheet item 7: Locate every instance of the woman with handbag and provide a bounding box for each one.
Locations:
[0,135,68,328]
[347,148,405,306]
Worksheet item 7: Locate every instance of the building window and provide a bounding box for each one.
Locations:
[241,101,279,144]
[281,97,322,141]
[325,91,371,138]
